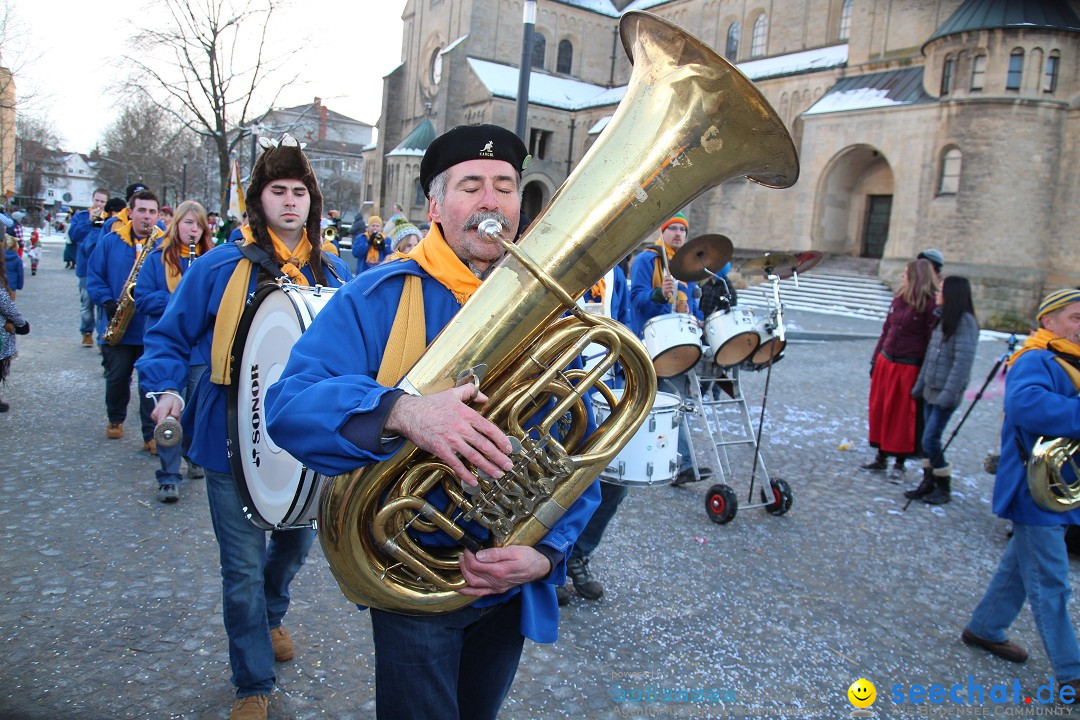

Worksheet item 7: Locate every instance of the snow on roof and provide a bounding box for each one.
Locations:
[737,44,848,80]
[588,116,612,135]
[804,67,935,116]
[442,34,468,55]
[549,0,673,17]
[466,58,626,110]
[804,88,904,115]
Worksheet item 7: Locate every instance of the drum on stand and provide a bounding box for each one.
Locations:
[642,313,702,377]
[704,307,759,368]
[743,315,785,371]
[593,389,682,486]
[228,283,336,529]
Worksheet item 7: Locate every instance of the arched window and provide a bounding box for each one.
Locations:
[970,54,986,90]
[1043,52,1060,93]
[556,39,573,74]
[531,33,546,69]
[725,22,740,61]
[414,177,425,206]
[940,55,954,95]
[939,148,961,195]
[751,14,768,57]
[1006,48,1024,90]
[839,0,853,41]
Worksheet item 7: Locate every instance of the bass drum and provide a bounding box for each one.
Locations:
[228,283,336,530]
[592,389,681,486]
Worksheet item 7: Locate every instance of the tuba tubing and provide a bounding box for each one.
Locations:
[319,10,799,614]
[1027,436,1080,513]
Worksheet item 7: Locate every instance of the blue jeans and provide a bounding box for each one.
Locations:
[660,372,695,472]
[203,468,315,696]
[77,276,94,335]
[571,481,628,560]
[156,365,207,486]
[369,596,524,720]
[967,524,1080,683]
[922,402,957,469]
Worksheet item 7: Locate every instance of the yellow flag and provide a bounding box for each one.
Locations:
[228,158,247,220]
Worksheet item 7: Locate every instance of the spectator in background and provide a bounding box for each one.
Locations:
[0,248,29,412]
[160,206,175,226]
[351,214,388,273]
[390,222,422,257]
[4,236,23,300]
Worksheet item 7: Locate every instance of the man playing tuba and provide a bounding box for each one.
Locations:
[265,124,601,720]
[963,288,1080,702]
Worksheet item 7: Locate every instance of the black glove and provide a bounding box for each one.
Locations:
[869,361,875,378]
[104,300,118,320]
[14,321,28,335]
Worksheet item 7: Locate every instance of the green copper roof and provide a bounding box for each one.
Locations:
[928,0,1080,43]
[387,119,436,156]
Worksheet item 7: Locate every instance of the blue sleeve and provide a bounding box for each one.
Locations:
[1004,353,1080,440]
[688,280,703,322]
[86,233,116,305]
[228,228,244,242]
[613,266,633,328]
[351,237,366,260]
[133,252,171,319]
[13,255,23,290]
[68,211,91,244]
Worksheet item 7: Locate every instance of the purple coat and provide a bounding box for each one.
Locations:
[872,295,937,362]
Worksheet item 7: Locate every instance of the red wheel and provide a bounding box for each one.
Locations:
[761,478,793,516]
[705,483,738,524]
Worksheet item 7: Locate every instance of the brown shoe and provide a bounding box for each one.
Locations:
[961,627,1029,663]
[81,333,93,347]
[229,694,269,720]
[143,439,157,455]
[271,625,294,662]
[106,423,124,439]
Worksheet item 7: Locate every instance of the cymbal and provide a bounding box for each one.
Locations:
[738,252,800,278]
[669,234,734,282]
[793,250,824,275]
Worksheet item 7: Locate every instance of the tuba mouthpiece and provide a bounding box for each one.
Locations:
[478,219,503,241]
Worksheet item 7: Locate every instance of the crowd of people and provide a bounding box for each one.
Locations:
[1,120,1078,718]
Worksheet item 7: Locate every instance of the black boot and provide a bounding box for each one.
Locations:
[567,556,604,600]
[860,450,888,471]
[904,460,935,499]
[922,465,952,505]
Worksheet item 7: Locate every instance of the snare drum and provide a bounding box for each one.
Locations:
[743,316,786,371]
[228,284,336,529]
[642,313,702,377]
[704,307,759,368]
[592,389,681,486]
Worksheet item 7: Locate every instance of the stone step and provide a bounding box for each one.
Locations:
[735,261,894,319]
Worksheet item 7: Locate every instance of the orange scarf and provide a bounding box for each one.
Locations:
[1008,328,1080,367]
[240,225,311,286]
[365,232,386,266]
[589,278,606,303]
[408,224,483,305]
[650,242,688,313]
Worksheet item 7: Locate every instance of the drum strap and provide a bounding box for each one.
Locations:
[233,238,343,283]
[376,274,427,387]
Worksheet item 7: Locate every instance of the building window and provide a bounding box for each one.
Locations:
[1043,53,1060,93]
[839,0,852,41]
[751,14,768,57]
[531,33,546,69]
[414,177,425,206]
[1006,48,1024,90]
[529,128,552,160]
[725,22,739,61]
[556,39,573,74]
[939,148,961,195]
[970,54,986,90]
[940,55,954,95]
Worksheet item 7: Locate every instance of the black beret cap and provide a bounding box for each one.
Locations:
[420,124,530,198]
[125,183,147,201]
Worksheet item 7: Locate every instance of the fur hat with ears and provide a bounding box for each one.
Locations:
[244,134,325,283]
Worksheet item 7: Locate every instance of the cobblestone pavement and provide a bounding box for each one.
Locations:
[2,245,1075,719]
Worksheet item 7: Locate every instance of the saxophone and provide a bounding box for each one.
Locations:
[103,225,161,346]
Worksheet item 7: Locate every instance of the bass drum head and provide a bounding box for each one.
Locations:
[227,284,334,530]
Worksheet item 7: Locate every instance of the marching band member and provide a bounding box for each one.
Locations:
[351,214,389,272]
[628,211,710,486]
[136,136,351,720]
[86,189,163,449]
[265,124,600,720]
[69,187,109,346]
[133,200,214,504]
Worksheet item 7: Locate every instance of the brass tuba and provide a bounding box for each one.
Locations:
[1027,436,1080,512]
[318,10,800,614]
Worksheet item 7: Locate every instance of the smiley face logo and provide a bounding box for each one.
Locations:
[848,678,876,708]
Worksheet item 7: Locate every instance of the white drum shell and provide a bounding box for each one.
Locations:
[642,313,702,378]
[704,307,759,368]
[744,315,786,370]
[592,389,681,486]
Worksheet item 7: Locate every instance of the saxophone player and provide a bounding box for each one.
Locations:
[265,124,600,720]
[963,288,1080,703]
[86,189,163,449]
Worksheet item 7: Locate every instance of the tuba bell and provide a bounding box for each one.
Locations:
[318,10,800,615]
[1027,436,1080,512]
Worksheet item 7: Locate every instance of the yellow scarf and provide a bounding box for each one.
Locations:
[163,243,205,293]
[589,278,606,303]
[365,232,386,266]
[209,226,313,384]
[650,242,688,313]
[116,220,163,250]
[323,240,340,257]
[409,224,482,305]
[1008,328,1080,368]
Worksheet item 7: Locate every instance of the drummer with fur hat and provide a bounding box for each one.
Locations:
[136,134,351,720]
[265,123,601,720]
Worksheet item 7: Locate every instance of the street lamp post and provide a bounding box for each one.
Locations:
[514,0,537,142]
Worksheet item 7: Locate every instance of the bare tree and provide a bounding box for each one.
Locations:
[0,1,45,199]
[121,0,300,215]
[15,114,62,216]
[98,103,200,206]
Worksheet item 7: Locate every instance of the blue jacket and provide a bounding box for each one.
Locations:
[86,221,162,345]
[993,348,1080,526]
[135,242,352,475]
[4,249,22,291]
[133,247,196,324]
[264,256,600,643]
[68,209,92,246]
[350,231,389,273]
[628,246,703,336]
[76,224,106,279]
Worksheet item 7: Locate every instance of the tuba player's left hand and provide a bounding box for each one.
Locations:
[457,546,551,596]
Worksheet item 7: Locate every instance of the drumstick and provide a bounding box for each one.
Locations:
[155,416,183,448]
[658,247,674,303]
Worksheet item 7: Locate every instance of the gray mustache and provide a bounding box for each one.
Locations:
[463,211,512,233]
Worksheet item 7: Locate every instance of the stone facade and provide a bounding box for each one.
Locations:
[373,0,1080,327]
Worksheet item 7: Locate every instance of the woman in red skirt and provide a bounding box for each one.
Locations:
[864,258,938,474]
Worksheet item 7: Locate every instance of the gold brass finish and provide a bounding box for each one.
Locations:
[1027,436,1080,513]
[103,228,162,346]
[318,10,799,615]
